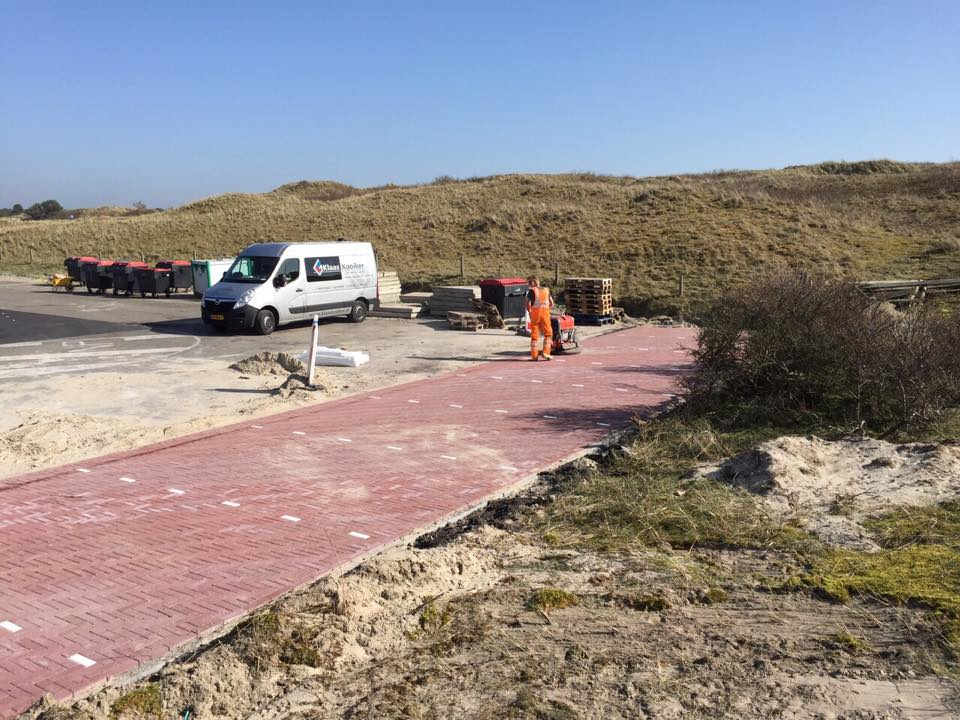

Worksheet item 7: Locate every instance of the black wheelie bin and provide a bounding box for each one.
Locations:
[83,259,114,293]
[156,260,193,293]
[479,277,529,323]
[134,265,174,297]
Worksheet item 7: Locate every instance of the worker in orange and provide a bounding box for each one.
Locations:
[526,275,554,361]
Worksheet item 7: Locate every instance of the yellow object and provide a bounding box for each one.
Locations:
[49,274,75,292]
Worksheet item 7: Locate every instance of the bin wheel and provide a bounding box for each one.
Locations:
[165,288,172,297]
[141,291,146,298]
[66,285,74,293]
[255,309,277,335]
[112,287,119,296]
[347,299,368,323]
[87,286,93,294]
[152,291,157,298]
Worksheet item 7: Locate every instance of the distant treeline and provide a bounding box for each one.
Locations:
[1,200,62,219]
[0,199,162,220]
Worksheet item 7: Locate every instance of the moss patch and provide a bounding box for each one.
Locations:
[528,588,578,613]
[805,546,960,652]
[865,501,960,551]
[110,684,162,719]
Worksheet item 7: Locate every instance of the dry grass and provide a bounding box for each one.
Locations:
[2,163,960,310]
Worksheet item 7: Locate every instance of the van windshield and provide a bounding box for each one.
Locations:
[222,256,279,284]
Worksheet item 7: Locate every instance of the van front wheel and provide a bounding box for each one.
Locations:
[348,299,368,323]
[255,309,277,335]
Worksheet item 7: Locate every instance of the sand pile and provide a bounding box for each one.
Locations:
[230,351,307,376]
[699,436,960,550]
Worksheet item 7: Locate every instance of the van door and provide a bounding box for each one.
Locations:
[272,257,305,323]
[302,255,351,318]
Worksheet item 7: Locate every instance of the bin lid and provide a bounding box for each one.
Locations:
[479,277,528,287]
[153,267,172,273]
[170,260,190,266]
[80,257,99,264]
[127,261,148,268]
[97,260,115,267]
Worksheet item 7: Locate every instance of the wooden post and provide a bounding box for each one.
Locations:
[459,254,464,281]
[679,274,685,297]
[554,261,559,286]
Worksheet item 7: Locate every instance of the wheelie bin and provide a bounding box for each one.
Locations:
[134,266,174,297]
[479,277,529,322]
[111,261,148,296]
[65,256,97,281]
[157,260,193,293]
[82,259,114,293]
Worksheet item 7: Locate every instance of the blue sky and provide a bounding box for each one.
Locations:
[1,1,958,208]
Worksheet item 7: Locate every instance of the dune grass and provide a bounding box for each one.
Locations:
[3,162,960,312]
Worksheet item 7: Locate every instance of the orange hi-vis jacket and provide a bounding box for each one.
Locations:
[528,286,551,316]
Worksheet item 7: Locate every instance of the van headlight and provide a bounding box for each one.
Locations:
[233,289,257,310]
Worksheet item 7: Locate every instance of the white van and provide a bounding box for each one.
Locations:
[201,241,378,334]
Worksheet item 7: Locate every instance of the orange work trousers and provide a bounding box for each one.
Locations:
[529,310,553,359]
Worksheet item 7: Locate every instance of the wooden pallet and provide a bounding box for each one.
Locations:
[572,312,616,326]
[568,303,614,314]
[447,311,485,331]
[565,277,612,287]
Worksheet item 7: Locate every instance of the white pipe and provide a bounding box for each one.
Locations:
[307,314,319,386]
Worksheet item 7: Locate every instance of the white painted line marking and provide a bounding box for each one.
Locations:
[555,358,566,362]
[0,340,42,348]
[251,424,264,429]
[0,346,194,363]
[386,445,403,451]
[615,388,629,392]
[119,477,136,483]
[77,468,90,473]
[222,501,240,507]
[531,379,543,383]
[596,422,611,427]
[449,403,463,408]
[490,375,503,380]
[572,384,585,388]
[637,348,649,351]
[407,399,420,404]
[337,437,352,443]
[121,335,161,342]
[440,455,458,460]
[349,531,370,539]
[281,515,301,522]
[168,488,185,495]
[494,409,508,414]
[292,431,306,436]
[69,653,96,668]
[0,620,22,633]
[370,395,382,399]
[591,362,603,365]
[499,465,519,472]
[543,415,558,419]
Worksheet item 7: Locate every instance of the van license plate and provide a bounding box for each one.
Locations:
[211,313,224,321]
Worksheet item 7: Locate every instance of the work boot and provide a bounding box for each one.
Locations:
[542,355,552,361]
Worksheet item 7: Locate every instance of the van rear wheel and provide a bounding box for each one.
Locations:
[348,299,368,323]
[255,308,277,335]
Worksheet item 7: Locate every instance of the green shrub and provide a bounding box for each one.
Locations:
[683,270,960,432]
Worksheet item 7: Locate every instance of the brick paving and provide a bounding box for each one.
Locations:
[0,325,694,716]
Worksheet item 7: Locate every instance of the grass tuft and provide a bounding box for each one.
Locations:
[110,684,162,719]
[528,588,578,613]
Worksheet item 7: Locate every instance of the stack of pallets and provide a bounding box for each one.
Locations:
[564,277,615,324]
[428,286,481,316]
[447,311,485,331]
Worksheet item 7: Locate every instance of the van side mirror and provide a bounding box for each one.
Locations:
[273,275,287,288]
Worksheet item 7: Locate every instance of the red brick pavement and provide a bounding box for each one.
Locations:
[0,325,695,716]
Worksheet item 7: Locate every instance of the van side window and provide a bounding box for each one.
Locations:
[305,256,342,282]
[278,258,300,281]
